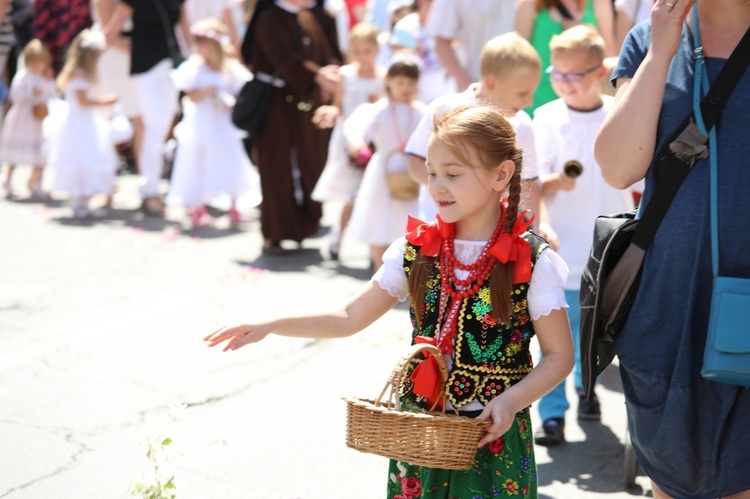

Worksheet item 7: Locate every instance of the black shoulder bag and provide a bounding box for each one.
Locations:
[580,26,750,399]
[231,23,301,143]
[151,0,184,68]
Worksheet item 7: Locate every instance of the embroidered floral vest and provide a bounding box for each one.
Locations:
[403,232,548,409]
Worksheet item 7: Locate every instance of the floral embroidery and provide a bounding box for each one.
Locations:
[504,478,520,495]
[405,245,417,261]
[489,437,505,455]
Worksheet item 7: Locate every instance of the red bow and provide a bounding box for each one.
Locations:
[409,336,445,411]
[404,215,454,257]
[488,210,534,284]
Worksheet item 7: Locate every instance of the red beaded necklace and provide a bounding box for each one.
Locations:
[435,212,507,354]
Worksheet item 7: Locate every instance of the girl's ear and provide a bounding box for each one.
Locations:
[491,159,516,192]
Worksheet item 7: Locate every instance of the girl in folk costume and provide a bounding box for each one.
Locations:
[346,57,425,269]
[311,21,385,260]
[166,19,262,228]
[0,40,57,199]
[205,105,573,499]
[47,29,119,219]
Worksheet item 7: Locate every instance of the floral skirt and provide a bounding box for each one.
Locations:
[385,409,537,499]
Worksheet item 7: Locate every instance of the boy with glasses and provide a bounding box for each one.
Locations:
[532,25,639,446]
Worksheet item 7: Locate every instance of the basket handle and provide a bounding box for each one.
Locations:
[374,343,449,412]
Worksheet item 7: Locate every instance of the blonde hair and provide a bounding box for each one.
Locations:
[409,105,524,325]
[22,39,52,66]
[549,24,605,65]
[192,18,233,70]
[56,29,101,91]
[480,32,541,79]
[349,22,380,46]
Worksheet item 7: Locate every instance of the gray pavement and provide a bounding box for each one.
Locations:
[0,171,652,498]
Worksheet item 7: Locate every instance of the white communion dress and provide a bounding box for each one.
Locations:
[167,56,262,210]
[47,76,118,198]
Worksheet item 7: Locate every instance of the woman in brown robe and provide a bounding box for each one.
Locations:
[244,0,342,254]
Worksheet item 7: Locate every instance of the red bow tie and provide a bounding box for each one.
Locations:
[404,215,454,257]
[488,210,534,284]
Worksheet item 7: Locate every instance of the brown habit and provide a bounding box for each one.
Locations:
[252,4,341,243]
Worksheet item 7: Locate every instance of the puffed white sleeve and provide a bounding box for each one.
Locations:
[372,237,410,302]
[527,248,569,321]
[170,56,200,92]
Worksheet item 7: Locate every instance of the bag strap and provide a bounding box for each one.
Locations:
[150,0,182,66]
[630,18,750,251]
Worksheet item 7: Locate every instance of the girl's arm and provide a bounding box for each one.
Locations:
[312,69,345,129]
[179,4,192,53]
[204,280,399,351]
[75,89,117,107]
[186,87,218,102]
[476,308,573,446]
[103,3,133,45]
[593,0,618,57]
[594,0,693,189]
[514,0,537,40]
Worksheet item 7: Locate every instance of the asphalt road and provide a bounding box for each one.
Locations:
[0,171,652,499]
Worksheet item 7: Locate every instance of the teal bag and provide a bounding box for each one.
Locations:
[703,277,750,386]
[696,8,750,386]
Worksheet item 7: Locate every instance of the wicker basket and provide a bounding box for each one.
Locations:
[343,343,490,470]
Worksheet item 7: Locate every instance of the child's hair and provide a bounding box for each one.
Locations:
[386,56,420,80]
[191,18,233,69]
[549,24,605,65]
[408,105,524,326]
[22,39,52,66]
[348,22,380,47]
[479,32,541,79]
[56,29,104,90]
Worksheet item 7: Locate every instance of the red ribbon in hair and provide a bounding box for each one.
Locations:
[488,209,535,284]
[408,336,445,411]
[404,215,454,257]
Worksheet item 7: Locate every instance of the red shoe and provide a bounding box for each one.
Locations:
[190,207,214,228]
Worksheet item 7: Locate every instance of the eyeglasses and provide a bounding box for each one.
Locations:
[546,64,601,83]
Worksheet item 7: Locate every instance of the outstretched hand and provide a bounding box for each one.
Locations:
[203,322,273,351]
[475,396,517,448]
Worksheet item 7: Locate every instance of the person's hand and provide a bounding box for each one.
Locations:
[557,172,576,191]
[101,94,118,106]
[312,105,339,129]
[476,396,517,448]
[538,222,560,251]
[314,64,341,96]
[203,322,274,351]
[650,0,695,59]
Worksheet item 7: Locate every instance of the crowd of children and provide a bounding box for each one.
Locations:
[1,2,650,497]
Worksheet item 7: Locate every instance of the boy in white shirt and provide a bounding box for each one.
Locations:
[533,25,637,446]
[405,32,542,227]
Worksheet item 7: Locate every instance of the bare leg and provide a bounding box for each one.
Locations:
[4,165,17,198]
[130,116,144,173]
[725,490,750,499]
[650,481,673,499]
[371,244,388,270]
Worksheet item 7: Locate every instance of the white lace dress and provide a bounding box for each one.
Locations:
[374,236,569,411]
[346,98,425,246]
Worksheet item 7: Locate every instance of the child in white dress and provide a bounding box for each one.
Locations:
[47,30,119,219]
[311,22,385,259]
[0,40,57,199]
[167,19,262,229]
[346,57,425,269]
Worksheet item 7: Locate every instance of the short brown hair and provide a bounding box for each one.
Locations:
[480,32,541,79]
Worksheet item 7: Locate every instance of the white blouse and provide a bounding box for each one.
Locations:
[374,237,569,321]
